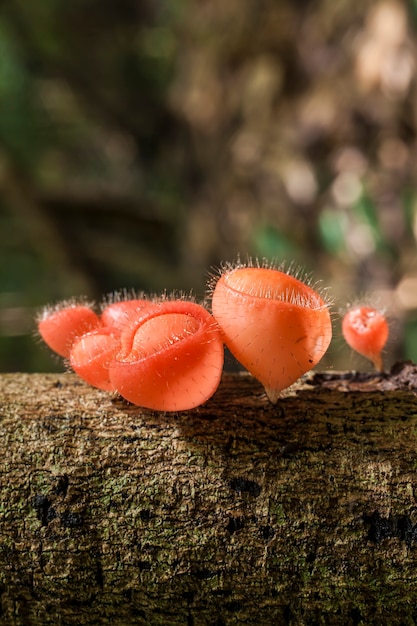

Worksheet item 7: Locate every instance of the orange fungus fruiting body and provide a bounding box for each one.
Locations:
[38,305,102,358]
[212,267,332,402]
[342,306,388,371]
[70,327,121,391]
[100,299,154,333]
[109,300,224,411]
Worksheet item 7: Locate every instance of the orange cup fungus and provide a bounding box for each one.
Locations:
[100,298,154,332]
[211,264,332,402]
[69,327,121,391]
[69,299,159,392]
[109,300,224,412]
[39,262,380,411]
[342,305,388,372]
[38,297,224,411]
[38,304,102,358]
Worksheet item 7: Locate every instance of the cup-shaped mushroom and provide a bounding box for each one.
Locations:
[342,306,388,371]
[101,298,154,333]
[109,301,224,411]
[70,327,121,391]
[211,266,332,402]
[38,304,101,358]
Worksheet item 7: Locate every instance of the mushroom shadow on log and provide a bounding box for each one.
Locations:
[1,363,417,625]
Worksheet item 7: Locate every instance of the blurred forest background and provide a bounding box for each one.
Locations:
[1,0,417,373]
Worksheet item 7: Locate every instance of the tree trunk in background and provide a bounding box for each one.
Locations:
[1,365,417,625]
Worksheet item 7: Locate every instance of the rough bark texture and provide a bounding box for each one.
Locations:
[1,364,417,625]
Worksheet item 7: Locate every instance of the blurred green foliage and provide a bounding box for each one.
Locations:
[1,0,417,372]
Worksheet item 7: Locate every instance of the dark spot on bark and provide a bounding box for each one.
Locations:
[260,525,275,540]
[397,515,417,546]
[141,542,158,555]
[139,509,153,521]
[363,510,417,546]
[363,511,391,542]
[224,436,235,454]
[137,560,151,571]
[32,494,49,512]
[122,436,139,443]
[53,380,63,389]
[46,507,57,524]
[95,561,104,589]
[42,421,58,434]
[0,584,5,617]
[54,474,69,496]
[326,422,338,434]
[229,477,261,497]
[131,608,147,618]
[350,607,362,625]
[225,600,242,612]
[212,589,232,597]
[182,590,195,602]
[32,495,55,526]
[280,442,299,457]
[306,616,322,626]
[343,423,355,434]
[60,510,83,528]
[306,551,316,563]
[226,516,245,534]
[193,568,214,580]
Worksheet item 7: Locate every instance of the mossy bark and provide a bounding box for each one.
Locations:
[1,364,417,625]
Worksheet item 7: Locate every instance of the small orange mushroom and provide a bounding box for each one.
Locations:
[100,298,154,332]
[70,327,121,391]
[109,300,224,411]
[342,305,388,371]
[38,304,101,358]
[211,264,332,402]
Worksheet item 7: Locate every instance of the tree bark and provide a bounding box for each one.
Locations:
[1,364,417,625]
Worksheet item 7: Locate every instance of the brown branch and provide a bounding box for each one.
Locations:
[1,363,417,625]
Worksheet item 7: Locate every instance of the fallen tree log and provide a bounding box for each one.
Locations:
[1,363,417,625]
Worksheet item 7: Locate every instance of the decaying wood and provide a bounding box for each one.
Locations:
[1,364,417,625]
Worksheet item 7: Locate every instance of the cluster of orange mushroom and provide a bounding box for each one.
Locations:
[37,262,388,411]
